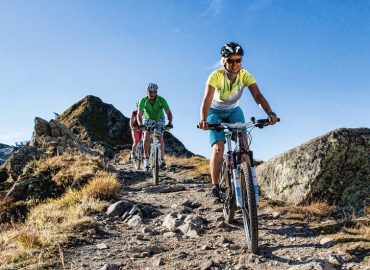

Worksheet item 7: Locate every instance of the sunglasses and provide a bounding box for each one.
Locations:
[226,58,242,64]
[148,90,157,93]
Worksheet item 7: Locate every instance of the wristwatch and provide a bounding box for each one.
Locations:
[267,111,277,117]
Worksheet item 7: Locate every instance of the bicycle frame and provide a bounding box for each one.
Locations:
[223,126,253,206]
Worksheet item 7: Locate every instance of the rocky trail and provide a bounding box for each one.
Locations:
[61,162,369,270]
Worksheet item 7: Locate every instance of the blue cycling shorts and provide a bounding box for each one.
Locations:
[208,106,245,146]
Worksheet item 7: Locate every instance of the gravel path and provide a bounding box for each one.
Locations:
[61,163,369,270]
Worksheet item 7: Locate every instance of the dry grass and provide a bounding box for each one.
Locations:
[116,149,131,164]
[15,230,42,250]
[344,218,370,238]
[166,155,210,180]
[81,172,121,200]
[277,201,336,221]
[0,154,120,267]
[31,152,102,187]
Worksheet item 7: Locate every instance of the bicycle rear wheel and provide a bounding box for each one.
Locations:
[240,161,258,253]
[152,146,159,185]
[219,156,236,223]
[133,144,142,170]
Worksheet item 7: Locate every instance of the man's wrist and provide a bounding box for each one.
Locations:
[267,111,277,117]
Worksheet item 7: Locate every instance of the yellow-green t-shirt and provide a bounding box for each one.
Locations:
[207,68,256,110]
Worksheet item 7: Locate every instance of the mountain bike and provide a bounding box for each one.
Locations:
[205,117,279,253]
[144,124,172,185]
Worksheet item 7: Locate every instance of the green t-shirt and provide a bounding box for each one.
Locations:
[138,95,169,120]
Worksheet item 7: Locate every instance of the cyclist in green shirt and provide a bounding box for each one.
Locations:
[137,83,173,169]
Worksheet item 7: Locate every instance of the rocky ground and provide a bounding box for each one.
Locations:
[60,162,369,270]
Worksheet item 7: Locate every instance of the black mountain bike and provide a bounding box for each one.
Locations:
[207,117,279,253]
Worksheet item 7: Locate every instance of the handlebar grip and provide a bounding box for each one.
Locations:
[208,123,221,128]
[197,123,222,130]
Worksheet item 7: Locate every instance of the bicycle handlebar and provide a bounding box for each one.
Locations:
[197,117,280,130]
[140,124,173,132]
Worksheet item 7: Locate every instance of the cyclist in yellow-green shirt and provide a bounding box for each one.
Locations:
[137,83,173,169]
[199,42,278,202]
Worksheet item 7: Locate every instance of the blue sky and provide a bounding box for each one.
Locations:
[1,0,369,160]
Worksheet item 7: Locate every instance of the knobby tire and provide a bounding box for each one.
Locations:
[134,144,142,170]
[240,161,258,254]
[219,157,236,223]
[153,146,159,185]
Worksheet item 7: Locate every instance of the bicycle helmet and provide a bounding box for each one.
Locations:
[146,83,158,91]
[220,42,244,57]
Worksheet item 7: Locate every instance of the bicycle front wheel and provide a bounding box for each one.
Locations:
[219,157,236,223]
[152,146,159,185]
[240,161,258,253]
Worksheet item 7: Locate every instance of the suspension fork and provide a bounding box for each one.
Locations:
[237,130,251,164]
[224,133,234,187]
[151,129,162,163]
[248,150,254,167]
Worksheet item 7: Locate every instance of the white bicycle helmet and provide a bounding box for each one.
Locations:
[146,83,158,91]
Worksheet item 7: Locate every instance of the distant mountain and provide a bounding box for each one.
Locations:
[0,143,14,165]
[57,95,193,157]
[0,143,10,148]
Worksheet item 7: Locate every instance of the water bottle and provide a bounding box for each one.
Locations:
[251,166,259,206]
[232,169,242,207]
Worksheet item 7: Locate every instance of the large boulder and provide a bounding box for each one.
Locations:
[257,128,370,211]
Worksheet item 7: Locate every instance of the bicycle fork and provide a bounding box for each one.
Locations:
[225,133,243,207]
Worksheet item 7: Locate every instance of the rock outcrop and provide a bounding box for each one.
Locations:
[0,146,41,182]
[58,95,132,146]
[257,128,370,211]
[30,117,97,157]
[57,95,193,157]
[163,132,194,157]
